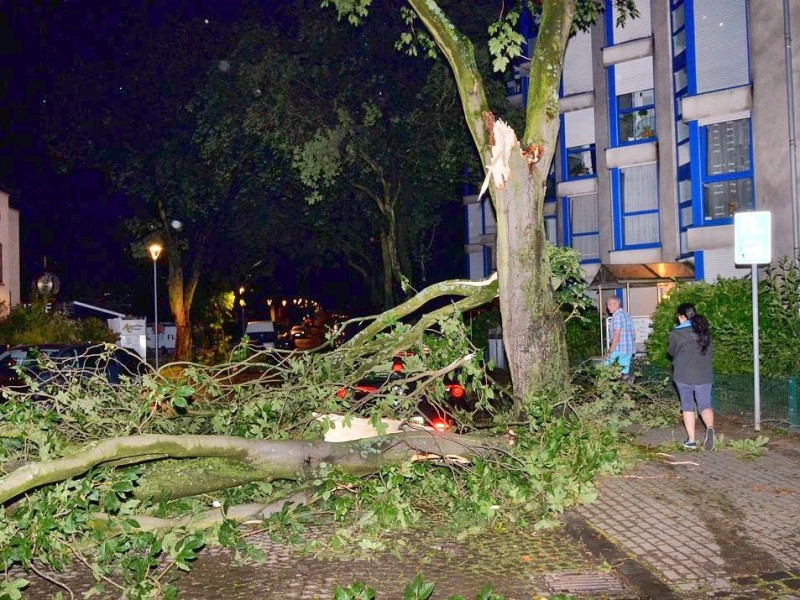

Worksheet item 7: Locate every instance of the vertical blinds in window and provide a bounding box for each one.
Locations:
[612,0,652,44]
[563,30,593,95]
[706,119,751,175]
[571,194,599,234]
[694,0,749,93]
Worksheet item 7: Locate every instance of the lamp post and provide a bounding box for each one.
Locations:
[239,286,246,334]
[148,243,163,370]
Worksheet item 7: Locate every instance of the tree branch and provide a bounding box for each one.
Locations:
[407,0,491,156]
[1,431,504,505]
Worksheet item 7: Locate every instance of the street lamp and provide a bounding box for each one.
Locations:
[238,286,246,334]
[148,243,163,370]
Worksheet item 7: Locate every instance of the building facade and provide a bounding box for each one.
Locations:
[0,188,21,314]
[465,0,800,317]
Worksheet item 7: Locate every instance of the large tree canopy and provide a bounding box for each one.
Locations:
[322,0,637,403]
[225,0,502,309]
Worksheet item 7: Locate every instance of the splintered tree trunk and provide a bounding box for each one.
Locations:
[407,0,575,406]
[494,151,568,407]
[493,0,574,406]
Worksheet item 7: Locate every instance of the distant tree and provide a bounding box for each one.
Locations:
[230,1,493,308]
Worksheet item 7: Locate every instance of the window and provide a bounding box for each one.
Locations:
[610,57,656,145]
[693,0,749,94]
[618,89,656,142]
[562,108,596,180]
[544,216,558,246]
[562,30,593,95]
[672,0,692,254]
[702,118,753,220]
[566,145,596,179]
[545,162,557,200]
[609,0,652,45]
[619,164,660,247]
[567,194,600,262]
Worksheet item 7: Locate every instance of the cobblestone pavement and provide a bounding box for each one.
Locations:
[573,422,800,599]
[16,420,800,599]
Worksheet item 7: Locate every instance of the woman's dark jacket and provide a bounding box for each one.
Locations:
[668,325,713,385]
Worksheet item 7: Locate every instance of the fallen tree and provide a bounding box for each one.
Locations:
[1,431,503,506]
[0,273,622,599]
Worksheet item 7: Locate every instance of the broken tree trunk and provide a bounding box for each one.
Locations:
[1,431,507,505]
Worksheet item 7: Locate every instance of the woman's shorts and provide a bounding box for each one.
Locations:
[675,381,713,412]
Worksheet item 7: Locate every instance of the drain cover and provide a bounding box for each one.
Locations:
[544,572,628,596]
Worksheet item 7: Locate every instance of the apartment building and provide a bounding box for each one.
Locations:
[465,0,800,318]
[0,188,21,315]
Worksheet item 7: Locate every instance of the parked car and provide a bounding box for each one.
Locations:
[0,342,147,394]
[244,320,277,349]
[334,354,468,431]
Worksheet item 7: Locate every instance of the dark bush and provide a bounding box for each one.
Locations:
[646,259,800,377]
[0,303,117,347]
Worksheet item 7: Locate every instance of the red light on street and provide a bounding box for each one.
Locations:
[431,418,450,432]
[448,384,465,399]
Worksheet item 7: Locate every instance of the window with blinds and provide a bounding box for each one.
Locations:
[564,108,597,180]
[703,118,753,220]
[544,216,558,246]
[611,0,652,44]
[693,0,749,93]
[562,30,593,96]
[569,194,600,262]
[619,163,660,247]
[611,57,655,145]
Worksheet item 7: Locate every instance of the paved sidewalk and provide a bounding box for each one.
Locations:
[16,420,800,599]
[571,421,800,598]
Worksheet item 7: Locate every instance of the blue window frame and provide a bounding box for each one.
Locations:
[608,64,656,147]
[563,144,596,180]
[611,164,661,250]
[672,0,693,255]
[697,118,754,223]
[562,195,600,263]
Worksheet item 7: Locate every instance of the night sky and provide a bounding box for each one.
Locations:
[0,1,466,320]
[2,1,249,313]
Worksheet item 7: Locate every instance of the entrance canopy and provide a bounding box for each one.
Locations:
[589,262,696,354]
[589,262,695,289]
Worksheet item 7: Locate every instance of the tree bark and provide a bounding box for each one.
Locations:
[167,260,193,363]
[1,431,503,505]
[410,0,574,402]
[379,230,395,308]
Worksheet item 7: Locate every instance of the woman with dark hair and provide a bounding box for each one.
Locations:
[668,303,715,450]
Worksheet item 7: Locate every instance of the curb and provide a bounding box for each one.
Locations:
[563,513,679,600]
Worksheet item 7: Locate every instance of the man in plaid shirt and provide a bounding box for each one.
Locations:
[604,295,635,376]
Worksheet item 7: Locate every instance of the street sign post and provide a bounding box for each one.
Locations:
[734,211,772,431]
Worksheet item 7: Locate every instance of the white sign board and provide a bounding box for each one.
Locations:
[734,212,771,265]
[107,317,147,358]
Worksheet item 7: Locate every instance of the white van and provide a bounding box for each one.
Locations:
[244,320,276,349]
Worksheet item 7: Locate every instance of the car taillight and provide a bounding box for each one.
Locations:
[336,388,348,399]
[447,384,465,399]
[430,417,450,432]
